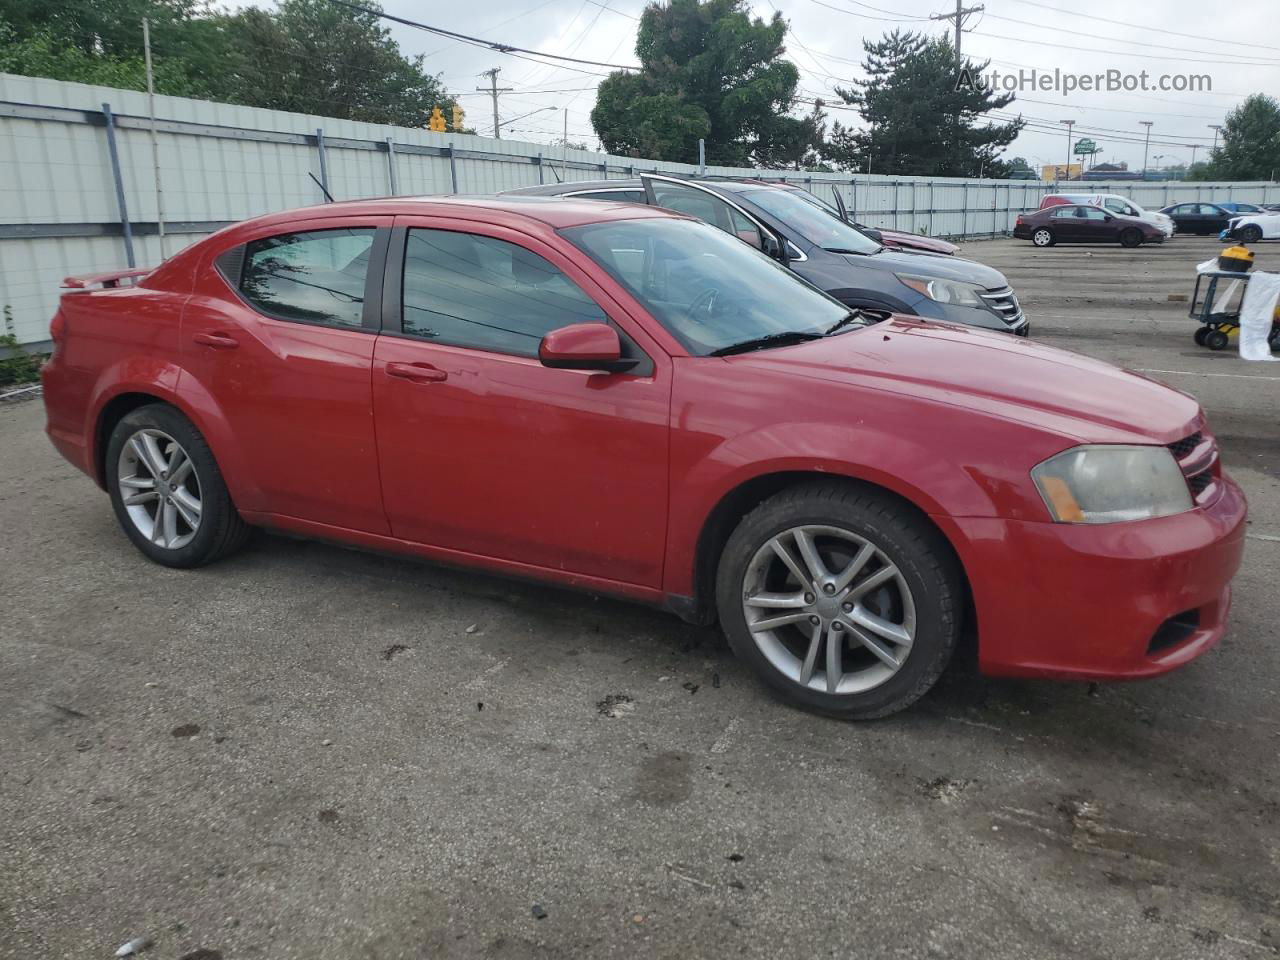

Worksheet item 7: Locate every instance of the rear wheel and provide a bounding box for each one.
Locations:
[1119,228,1143,248]
[1205,329,1230,351]
[1193,327,1210,346]
[106,403,250,567]
[1031,228,1054,247]
[716,482,962,720]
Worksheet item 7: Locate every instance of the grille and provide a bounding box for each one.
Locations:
[1166,432,1202,459]
[979,287,1024,327]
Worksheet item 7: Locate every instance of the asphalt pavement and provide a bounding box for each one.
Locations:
[1,234,1277,960]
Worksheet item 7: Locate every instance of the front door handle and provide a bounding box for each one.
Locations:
[193,332,239,350]
[386,361,448,383]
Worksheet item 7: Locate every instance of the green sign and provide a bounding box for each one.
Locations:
[1073,138,1098,156]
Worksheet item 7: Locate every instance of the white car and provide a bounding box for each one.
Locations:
[1227,212,1280,242]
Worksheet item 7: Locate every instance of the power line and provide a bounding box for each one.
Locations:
[971,28,1280,67]
[323,0,639,71]
[808,0,934,23]
[982,11,1280,63]
[1010,0,1280,54]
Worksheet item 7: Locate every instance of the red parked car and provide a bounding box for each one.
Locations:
[42,197,1246,718]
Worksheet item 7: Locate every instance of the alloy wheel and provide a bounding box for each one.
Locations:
[116,428,203,549]
[1033,229,1052,246]
[741,524,916,696]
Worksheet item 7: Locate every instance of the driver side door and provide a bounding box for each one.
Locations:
[641,176,774,252]
[370,218,672,588]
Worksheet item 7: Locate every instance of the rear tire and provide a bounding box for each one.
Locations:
[715,481,963,720]
[1205,329,1229,351]
[1119,228,1143,248]
[1193,327,1209,346]
[106,403,251,568]
[1031,228,1054,247]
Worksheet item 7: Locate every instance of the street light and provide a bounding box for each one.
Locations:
[1209,124,1223,155]
[1059,119,1075,180]
[1139,121,1153,176]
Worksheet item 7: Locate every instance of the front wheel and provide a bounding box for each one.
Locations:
[1205,329,1230,351]
[1240,225,1263,243]
[1031,228,1054,247]
[106,403,251,567]
[716,482,963,719]
[1119,228,1143,248]
[1193,326,1210,346]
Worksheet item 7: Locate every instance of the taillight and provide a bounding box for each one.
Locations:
[1015,215,1025,226]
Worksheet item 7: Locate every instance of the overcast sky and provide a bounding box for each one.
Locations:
[371,0,1280,172]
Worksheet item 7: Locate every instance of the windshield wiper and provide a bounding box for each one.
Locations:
[822,247,868,255]
[709,330,823,357]
[824,309,871,336]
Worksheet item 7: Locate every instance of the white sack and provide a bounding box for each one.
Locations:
[1239,270,1280,362]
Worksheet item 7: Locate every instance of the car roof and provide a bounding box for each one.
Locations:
[234,194,674,230]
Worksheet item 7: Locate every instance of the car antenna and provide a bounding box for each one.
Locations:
[308,172,336,203]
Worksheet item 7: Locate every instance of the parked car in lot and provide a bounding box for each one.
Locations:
[506,176,1025,334]
[1040,193,1175,237]
[1014,204,1166,247]
[1159,202,1236,235]
[766,183,962,255]
[42,197,1246,719]
[1226,210,1280,243]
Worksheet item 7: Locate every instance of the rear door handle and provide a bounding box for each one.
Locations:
[193,332,239,350]
[385,361,447,383]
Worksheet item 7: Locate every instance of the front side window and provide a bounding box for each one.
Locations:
[739,186,881,255]
[240,228,375,327]
[401,229,607,356]
[564,217,851,357]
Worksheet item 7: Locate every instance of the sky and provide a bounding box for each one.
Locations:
[369,0,1280,173]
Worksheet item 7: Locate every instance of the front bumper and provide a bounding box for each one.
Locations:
[944,472,1247,681]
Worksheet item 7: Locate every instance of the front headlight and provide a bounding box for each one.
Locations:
[1031,445,1192,524]
[896,273,985,307]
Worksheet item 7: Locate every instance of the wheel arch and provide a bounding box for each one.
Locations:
[677,469,973,630]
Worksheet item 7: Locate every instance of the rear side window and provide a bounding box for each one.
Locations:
[240,228,375,327]
[400,229,607,356]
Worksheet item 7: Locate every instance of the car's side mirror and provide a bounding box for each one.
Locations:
[760,233,785,262]
[1103,214,1113,221]
[539,323,638,373]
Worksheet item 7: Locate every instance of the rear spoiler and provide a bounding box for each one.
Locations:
[62,268,151,291]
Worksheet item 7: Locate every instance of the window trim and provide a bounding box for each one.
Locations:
[380,221,654,375]
[219,225,390,333]
[638,175,807,263]
[563,188,648,203]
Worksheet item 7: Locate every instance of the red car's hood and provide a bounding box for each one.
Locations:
[879,230,960,256]
[732,317,1201,445]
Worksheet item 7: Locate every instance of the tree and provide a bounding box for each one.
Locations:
[825,30,1022,177]
[591,0,820,166]
[0,0,457,127]
[1191,94,1280,181]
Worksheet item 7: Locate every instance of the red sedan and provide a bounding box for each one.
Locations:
[42,197,1246,718]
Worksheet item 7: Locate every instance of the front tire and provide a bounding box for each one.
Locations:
[106,403,250,567]
[1205,329,1229,351]
[1119,228,1143,248]
[1240,225,1263,243]
[715,482,963,720]
[1032,228,1055,247]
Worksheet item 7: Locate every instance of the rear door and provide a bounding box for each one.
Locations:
[1049,206,1084,241]
[183,216,392,532]
[369,216,672,587]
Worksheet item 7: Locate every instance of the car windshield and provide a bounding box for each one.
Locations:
[562,217,856,356]
[738,186,882,255]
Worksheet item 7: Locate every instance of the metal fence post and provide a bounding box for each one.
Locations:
[385,137,399,196]
[961,182,968,239]
[448,142,459,194]
[850,177,857,219]
[101,103,136,268]
[537,153,544,184]
[315,128,331,202]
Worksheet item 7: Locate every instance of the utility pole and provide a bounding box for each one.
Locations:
[1139,120,1153,176]
[1209,123,1222,155]
[142,18,167,258]
[1190,144,1198,169]
[930,0,985,67]
[1059,119,1075,179]
[477,68,512,139]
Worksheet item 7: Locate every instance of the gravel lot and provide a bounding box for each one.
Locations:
[2,234,1278,960]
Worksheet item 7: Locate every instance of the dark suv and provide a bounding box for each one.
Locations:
[504,175,1028,336]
